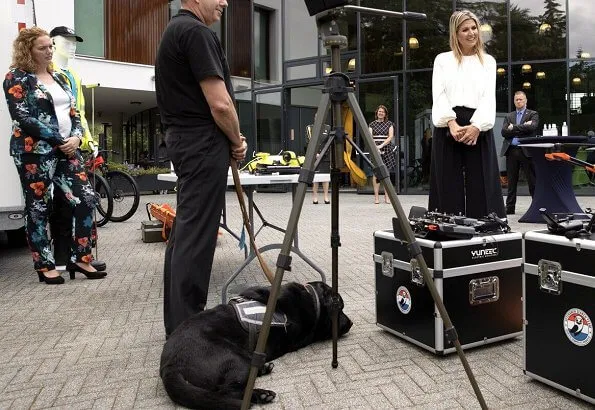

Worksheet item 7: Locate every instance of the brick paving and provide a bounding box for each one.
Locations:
[0,191,593,409]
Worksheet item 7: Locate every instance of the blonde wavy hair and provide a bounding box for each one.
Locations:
[10,26,54,73]
[449,10,485,65]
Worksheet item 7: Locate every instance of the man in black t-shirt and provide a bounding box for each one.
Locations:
[155,0,247,337]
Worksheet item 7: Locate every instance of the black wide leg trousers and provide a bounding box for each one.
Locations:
[163,124,230,336]
[428,106,505,219]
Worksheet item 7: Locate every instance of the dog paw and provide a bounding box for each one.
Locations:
[252,388,276,404]
[258,362,274,376]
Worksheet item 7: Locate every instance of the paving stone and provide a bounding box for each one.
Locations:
[1,193,593,409]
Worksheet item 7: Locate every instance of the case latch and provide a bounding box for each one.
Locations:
[381,251,394,277]
[538,259,562,295]
[469,276,499,305]
[410,259,425,286]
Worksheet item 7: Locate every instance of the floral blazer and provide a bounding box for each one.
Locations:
[3,68,83,156]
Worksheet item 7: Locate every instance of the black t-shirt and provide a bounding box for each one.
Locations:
[155,9,234,128]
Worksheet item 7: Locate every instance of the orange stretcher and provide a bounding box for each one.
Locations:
[146,203,176,241]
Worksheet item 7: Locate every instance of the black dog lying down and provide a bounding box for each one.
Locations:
[160,281,353,409]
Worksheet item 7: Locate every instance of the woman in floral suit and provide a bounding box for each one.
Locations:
[3,27,106,284]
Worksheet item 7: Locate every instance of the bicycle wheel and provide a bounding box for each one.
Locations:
[106,170,140,222]
[87,172,113,227]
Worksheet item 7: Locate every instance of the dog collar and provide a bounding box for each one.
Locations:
[304,284,320,327]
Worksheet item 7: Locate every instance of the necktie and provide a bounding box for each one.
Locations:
[512,111,523,146]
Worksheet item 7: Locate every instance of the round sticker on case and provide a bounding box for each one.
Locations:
[396,286,412,314]
[563,308,593,346]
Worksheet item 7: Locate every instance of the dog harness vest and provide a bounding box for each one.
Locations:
[229,297,288,350]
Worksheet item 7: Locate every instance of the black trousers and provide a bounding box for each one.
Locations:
[505,147,536,210]
[163,124,230,336]
[428,107,505,219]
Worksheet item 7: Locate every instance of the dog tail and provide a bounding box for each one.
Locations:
[161,369,243,410]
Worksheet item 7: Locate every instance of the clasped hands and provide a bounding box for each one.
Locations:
[448,121,479,146]
[231,133,248,161]
[58,137,80,157]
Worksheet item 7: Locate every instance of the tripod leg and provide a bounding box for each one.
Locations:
[346,92,488,410]
[240,94,332,410]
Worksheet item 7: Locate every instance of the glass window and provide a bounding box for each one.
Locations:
[568,2,594,60]
[169,0,181,16]
[496,65,509,114]
[284,1,319,60]
[287,86,325,156]
[254,2,281,88]
[236,91,254,150]
[407,0,451,70]
[360,1,403,74]
[457,0,508,63]
[321,9,357,56]
[405,71,432,187]
[74,0,105,58]
[569,60,595,136]
[254,7,271,83]
[256,91,282,153]
[287,63,317,81]
[510,0,566,62]
[356,79,399,184]
[511,62,567,133]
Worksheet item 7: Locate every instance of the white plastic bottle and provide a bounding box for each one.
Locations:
[553,124,558,136]
[561,121,568,136]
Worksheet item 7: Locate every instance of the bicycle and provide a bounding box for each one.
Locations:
[84,150,114,227]
[86,147,140,222]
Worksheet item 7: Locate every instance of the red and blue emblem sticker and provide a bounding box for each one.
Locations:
[563,308,592,346]
[396,286,412,314]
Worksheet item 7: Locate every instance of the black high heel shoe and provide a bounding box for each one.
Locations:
[66,263,107,280]
[37,271,65,285]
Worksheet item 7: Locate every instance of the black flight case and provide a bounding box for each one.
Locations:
[523,230,595,405]
[374,230,523,355]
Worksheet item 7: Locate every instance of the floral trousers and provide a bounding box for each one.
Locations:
[13,151,96,272]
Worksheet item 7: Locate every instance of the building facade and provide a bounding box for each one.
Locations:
[13,0,592,192]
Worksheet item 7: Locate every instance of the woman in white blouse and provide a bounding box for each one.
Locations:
[429,10,505,219]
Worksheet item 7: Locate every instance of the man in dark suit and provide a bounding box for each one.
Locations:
[501,91,539,215]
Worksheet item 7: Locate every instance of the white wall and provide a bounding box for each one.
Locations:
[72,57,156,92]
[32,0,74,32]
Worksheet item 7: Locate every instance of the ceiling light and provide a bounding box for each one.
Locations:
[408,36,419,49]
[347,58,356,72]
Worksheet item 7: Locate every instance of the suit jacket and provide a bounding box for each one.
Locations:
[500,108,539,157]
[3,68,83,156]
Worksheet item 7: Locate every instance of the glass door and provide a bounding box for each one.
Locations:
[355,76,400,193]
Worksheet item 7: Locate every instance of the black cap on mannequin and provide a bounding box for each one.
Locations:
[49,26,83,42]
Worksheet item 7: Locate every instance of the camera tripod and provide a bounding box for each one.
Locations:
[241,8,487,410]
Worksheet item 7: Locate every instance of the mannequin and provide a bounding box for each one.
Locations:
[48,26,106,272]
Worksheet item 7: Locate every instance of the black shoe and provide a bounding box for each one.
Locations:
[37,271,65,285]
[91,260,107,271]
[506,208,515,215]
[312,200,319,204]
[324,200,330,204]
[66,262,107,280]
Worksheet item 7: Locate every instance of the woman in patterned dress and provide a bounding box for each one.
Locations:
[3,27,106,284]
[368,105,397,204]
